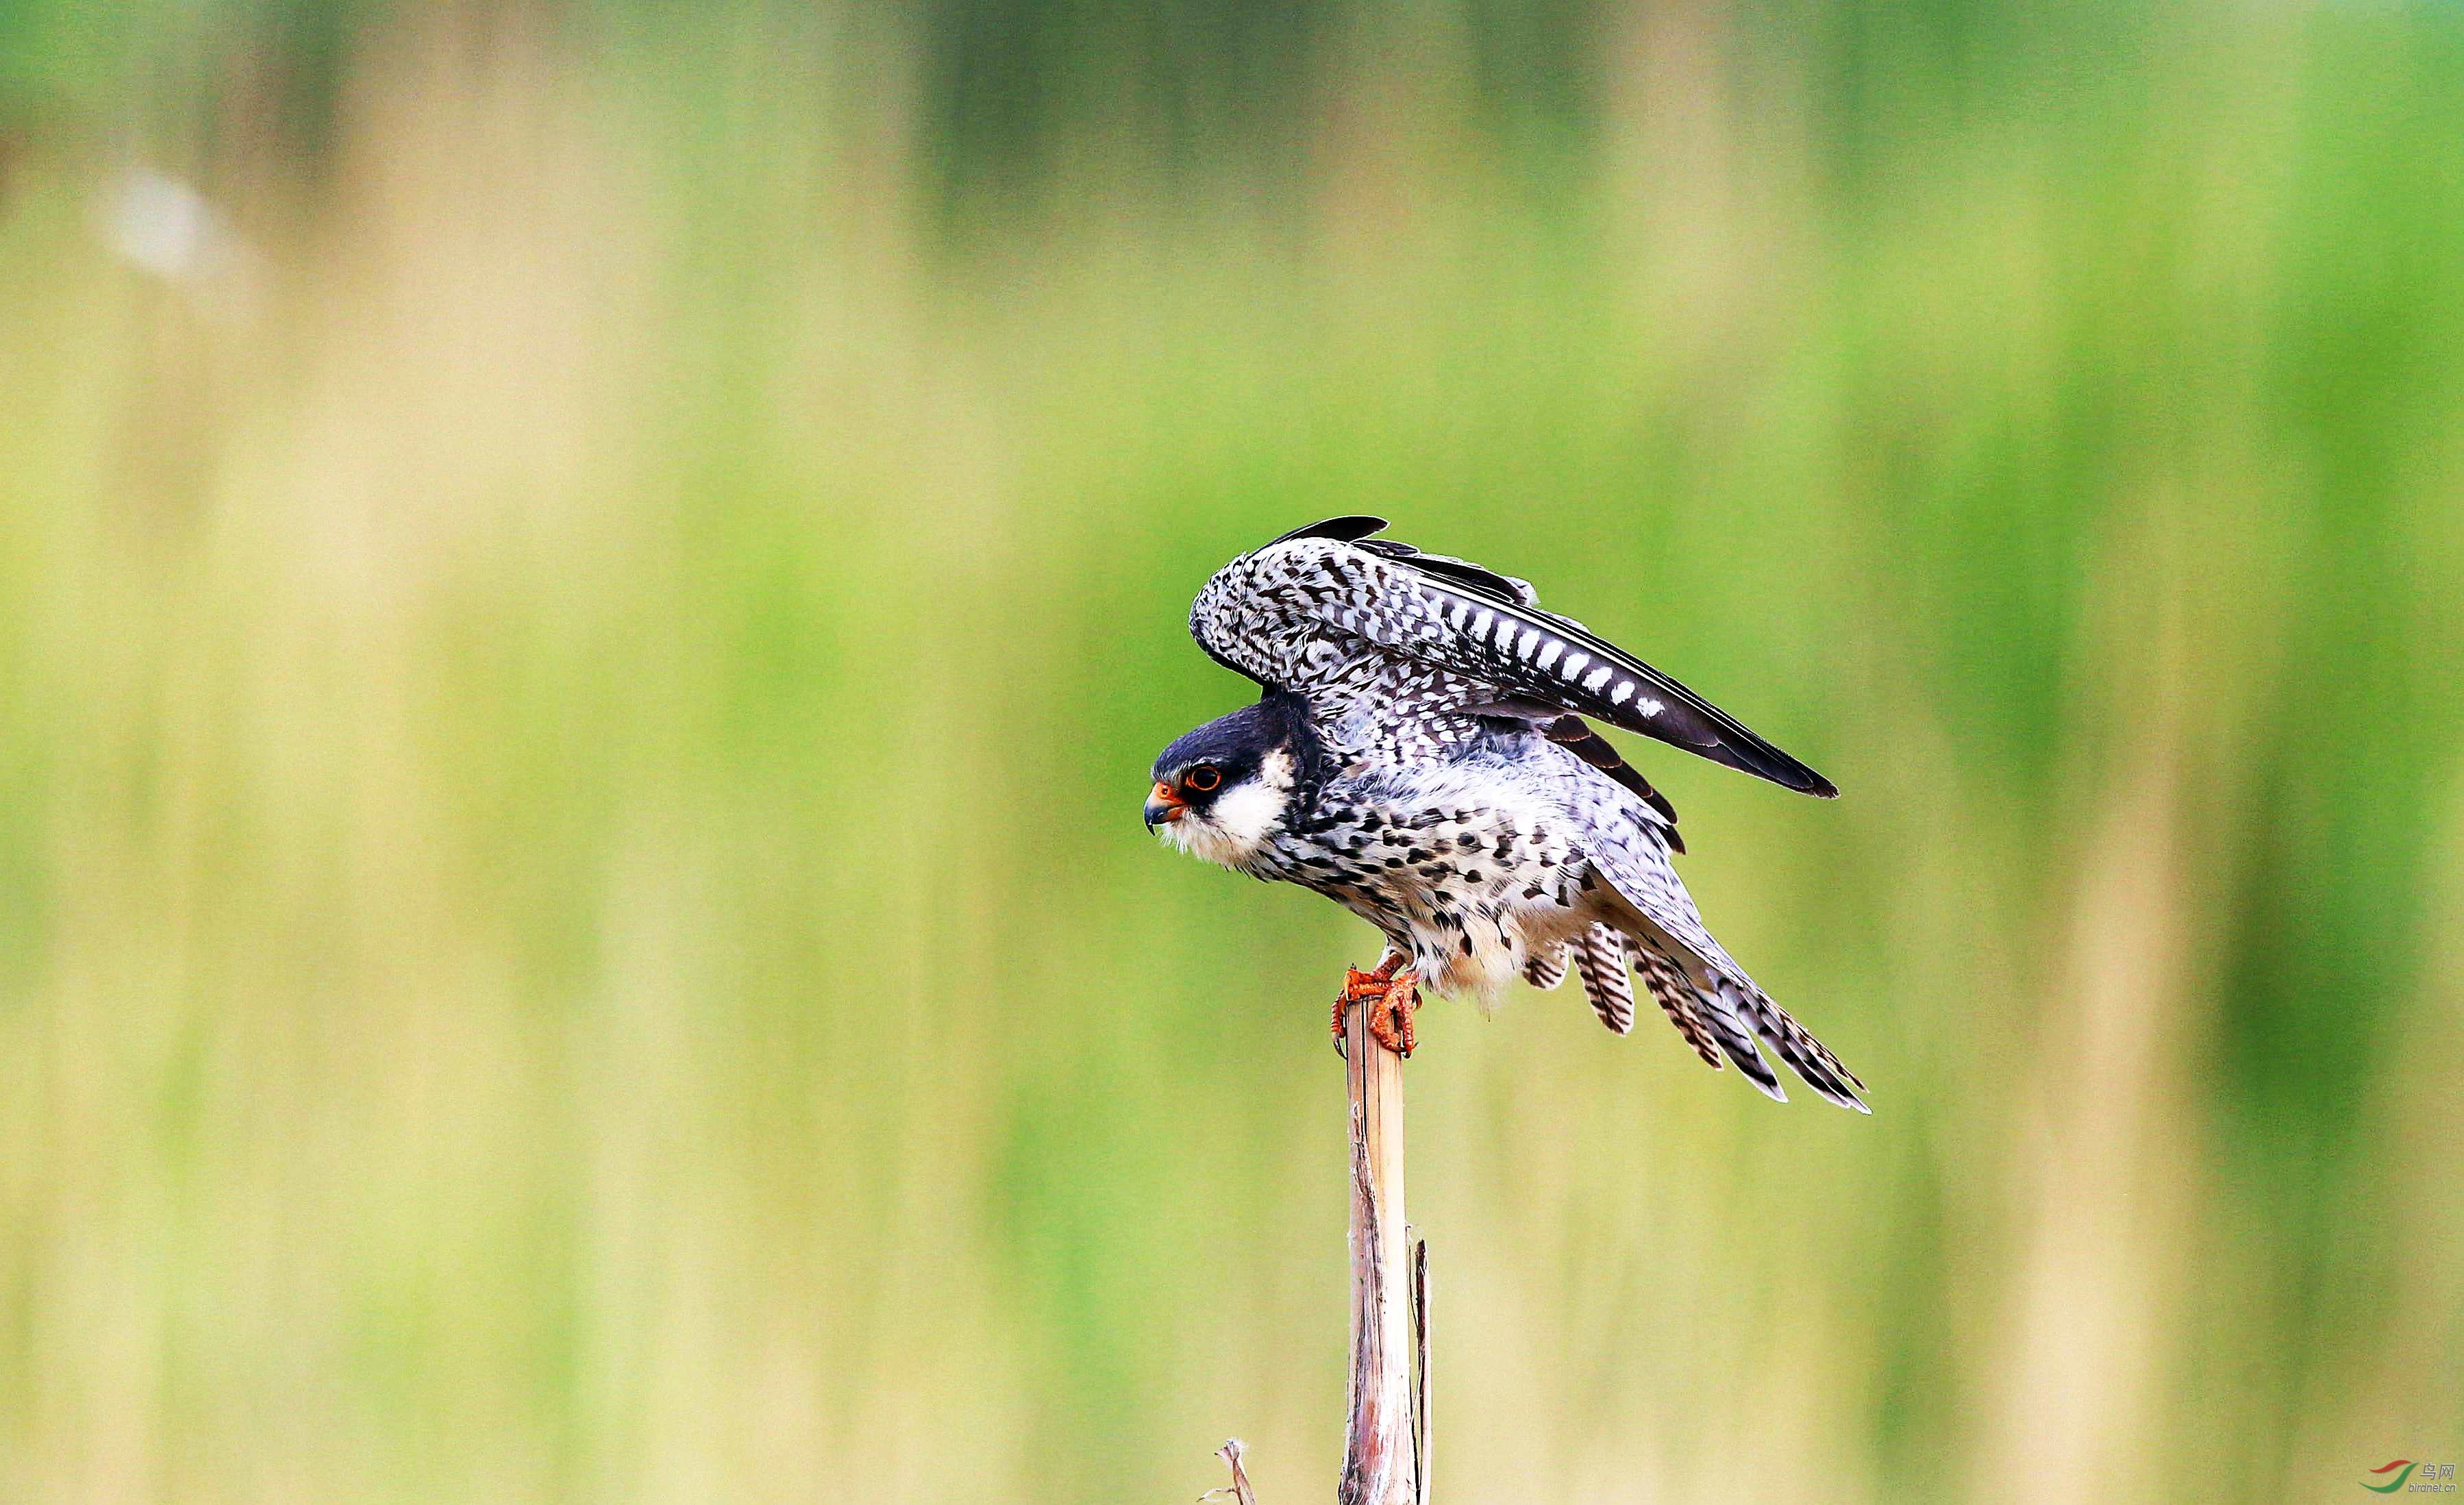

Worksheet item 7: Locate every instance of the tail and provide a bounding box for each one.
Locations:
[1628,940,1725,1069]
[1522,944,1570,992]
[1720,977,1867,1112]
[1580,812,1867,1112]
[1571,925,1635,1034]
[1630,937,1868,1113]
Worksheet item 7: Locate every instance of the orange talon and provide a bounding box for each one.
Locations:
[1330,960,1409,1054]
[1334,960,1415,1057]
[1365,969,1419,1057]
[1335,967,1374,1054]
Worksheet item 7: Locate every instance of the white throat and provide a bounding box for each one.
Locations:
[1160,748,1294,869]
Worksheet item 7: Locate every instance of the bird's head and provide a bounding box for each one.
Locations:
[1145,699,1306,869]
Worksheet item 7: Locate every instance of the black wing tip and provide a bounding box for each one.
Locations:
[1267,515,1388,547]
[1701,732,1838,799]
[1789,764,1841,799]
[1659,732,1838,799]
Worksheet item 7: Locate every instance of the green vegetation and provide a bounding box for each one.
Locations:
[0,4,2458,1500]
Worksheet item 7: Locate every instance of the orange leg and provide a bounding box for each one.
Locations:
[1365,970,1418,1058]
[1333,964,1382,1050]
[1332,958,1417,1058]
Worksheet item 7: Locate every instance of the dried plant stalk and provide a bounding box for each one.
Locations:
[1339,1000,1416,1505]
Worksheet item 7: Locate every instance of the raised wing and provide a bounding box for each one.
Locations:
[1190,518,1837,797]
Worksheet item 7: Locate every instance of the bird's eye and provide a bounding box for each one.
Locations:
[1185,764,1221,793]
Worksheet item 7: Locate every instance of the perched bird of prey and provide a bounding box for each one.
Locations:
[1144,518,1865,1110]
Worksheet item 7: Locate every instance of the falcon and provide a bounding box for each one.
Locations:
[1144,517,1865,1110]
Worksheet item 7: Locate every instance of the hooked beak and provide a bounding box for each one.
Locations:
[1143,781,1186,831]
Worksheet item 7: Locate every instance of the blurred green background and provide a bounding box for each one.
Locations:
[2,2,2461,1501]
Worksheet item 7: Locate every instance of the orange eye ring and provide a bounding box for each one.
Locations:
[1184,764,1221,793]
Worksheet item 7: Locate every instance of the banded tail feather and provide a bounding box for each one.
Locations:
[1693,980,1790,1102]
[1630,941,1723,1069]
[1571,925,1637,1034]
[1727,982,1869,1113]
[1523,944,1570,991]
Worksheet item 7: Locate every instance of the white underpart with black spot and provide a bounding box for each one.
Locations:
[1249,745,1613,1007]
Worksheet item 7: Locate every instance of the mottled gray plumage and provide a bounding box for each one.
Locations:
[1150,518,1864,1110]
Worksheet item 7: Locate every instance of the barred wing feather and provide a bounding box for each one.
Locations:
[1191,519,1834,796]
